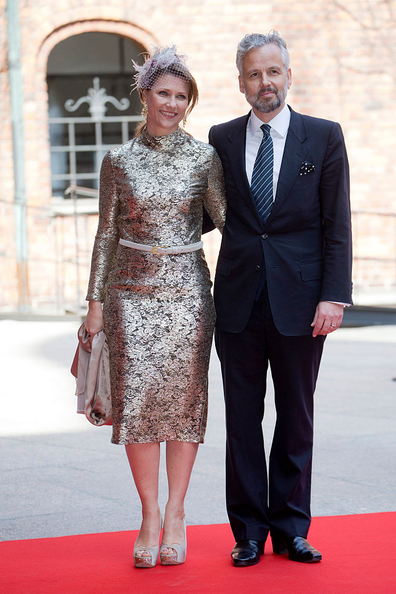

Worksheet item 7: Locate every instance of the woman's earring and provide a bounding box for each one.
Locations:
[182,115,187,127]
[142,103,148,118]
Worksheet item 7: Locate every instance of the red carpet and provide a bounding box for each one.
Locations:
[1,513,395,593]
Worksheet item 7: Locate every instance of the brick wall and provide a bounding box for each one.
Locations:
[1,0,395,312]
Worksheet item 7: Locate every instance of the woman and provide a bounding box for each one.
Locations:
[84,46,226,568]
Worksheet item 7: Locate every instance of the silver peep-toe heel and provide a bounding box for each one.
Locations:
[160,518,187,566]
[133,516,163,569]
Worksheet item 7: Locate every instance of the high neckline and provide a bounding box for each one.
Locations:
[140,126,186,150]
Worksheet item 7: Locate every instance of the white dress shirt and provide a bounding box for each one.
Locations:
[245,103,291,200]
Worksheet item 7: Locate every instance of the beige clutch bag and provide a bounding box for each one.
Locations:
[71,324,112,426]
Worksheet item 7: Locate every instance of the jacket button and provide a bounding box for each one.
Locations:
[255,265,261,271]
[261,233,268,240]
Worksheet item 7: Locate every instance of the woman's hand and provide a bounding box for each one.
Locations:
[84,300,104,335]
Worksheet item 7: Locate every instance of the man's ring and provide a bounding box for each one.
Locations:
[330,323,336,327]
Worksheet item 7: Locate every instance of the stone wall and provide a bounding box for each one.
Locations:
[1,0,395,312]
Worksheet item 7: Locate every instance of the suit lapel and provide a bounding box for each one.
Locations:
[224,108,308,226]
[267,108,308,222]
[225,113,264,226]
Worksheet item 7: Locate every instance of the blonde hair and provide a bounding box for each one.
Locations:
[132,47,199,136]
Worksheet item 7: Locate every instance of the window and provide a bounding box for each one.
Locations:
[47,32,144,197]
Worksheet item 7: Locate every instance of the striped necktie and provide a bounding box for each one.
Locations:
[251,123,274,222]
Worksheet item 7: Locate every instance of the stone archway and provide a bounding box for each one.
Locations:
[24,21,158,312]
[47,32,146,196]
[32,20,158,208]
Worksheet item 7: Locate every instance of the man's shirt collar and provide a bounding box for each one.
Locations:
[248,103,290,138]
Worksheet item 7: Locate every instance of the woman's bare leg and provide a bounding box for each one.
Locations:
[161,441,199,550]
[125,442,162,550]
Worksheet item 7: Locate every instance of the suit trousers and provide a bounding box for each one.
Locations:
[215,287,325,543]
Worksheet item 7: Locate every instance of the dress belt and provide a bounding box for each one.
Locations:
[119,238,203,256]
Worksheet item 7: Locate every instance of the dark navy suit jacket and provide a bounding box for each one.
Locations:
[209,107,353,336]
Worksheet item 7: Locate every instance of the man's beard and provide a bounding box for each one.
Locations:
[245,81,288,113]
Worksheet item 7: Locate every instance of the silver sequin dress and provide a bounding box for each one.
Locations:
[86,127,226,445]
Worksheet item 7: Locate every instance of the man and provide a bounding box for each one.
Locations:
[209,31,352,566]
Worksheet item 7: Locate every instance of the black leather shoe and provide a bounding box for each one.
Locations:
[231,539,264,567]
[272,535,322,563]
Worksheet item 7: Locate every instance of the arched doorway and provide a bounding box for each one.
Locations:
[47,32,145,196]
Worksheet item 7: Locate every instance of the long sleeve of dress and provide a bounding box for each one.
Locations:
[84,128,223,445]
[203,149,227,232]
[86,152,120,302]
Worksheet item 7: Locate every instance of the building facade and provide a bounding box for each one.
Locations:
[1,0,396,313]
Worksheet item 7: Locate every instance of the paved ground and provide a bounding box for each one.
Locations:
[0,318,395,542]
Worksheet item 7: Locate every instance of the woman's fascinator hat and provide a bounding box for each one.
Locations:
[131,45,193,92]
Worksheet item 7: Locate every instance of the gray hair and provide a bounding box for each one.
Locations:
[236,31,290,74]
